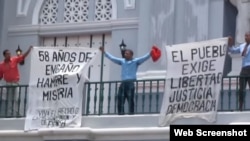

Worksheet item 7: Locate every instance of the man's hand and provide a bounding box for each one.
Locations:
[99,46,105,53]
[23,45,33,58]
[228,36,234,47]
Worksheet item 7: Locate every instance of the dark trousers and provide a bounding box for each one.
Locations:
[117,81,135,115]
[238,66,250,111]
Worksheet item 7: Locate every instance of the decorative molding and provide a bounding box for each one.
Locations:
[32,0,44,24]
[16,0,31,17]
[95,0,112,21]
[40,0,59,24]
[8,18,139,36]
[32,0,118,25]
[124,0,135,9]
[64,0,89,23]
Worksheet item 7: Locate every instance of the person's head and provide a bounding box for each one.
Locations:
[124,49,133,60]
[245,31,250,44]
[3,49,11,60]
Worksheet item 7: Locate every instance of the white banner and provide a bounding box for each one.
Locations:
[159,38,228,126]
[25,47,99,131]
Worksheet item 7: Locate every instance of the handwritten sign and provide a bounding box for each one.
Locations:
[25,47,99,131]
[159,38,228,126]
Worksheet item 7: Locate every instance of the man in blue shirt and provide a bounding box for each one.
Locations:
[99,46,152,115]
[228,31,250,111]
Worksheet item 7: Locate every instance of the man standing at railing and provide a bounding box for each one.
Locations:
[0,46,33,117]
[228,32,250,111]
[99,46,160,115]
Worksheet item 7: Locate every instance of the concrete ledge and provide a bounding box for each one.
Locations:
[2,112,250,130]
[1,112,250,140]
[41,127,169,140]
[0,127,169,141]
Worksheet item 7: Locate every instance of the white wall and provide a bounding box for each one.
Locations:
[0,112,250,140]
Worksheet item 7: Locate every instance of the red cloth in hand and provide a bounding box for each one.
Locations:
[150,45,161,62]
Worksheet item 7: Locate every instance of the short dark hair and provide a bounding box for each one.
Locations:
[3,49,9,56]
[125,49,133,56]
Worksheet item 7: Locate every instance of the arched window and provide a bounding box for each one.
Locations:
[39,0,113,24]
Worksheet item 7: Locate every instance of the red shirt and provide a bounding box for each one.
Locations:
[0,55,24,82]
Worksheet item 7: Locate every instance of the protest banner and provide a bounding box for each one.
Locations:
[159,38,228,126]
[24,47,99,131]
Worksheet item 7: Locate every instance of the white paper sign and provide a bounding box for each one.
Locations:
[25,47,99,131]
[159,38,228,126]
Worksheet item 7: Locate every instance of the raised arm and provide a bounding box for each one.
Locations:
[228,36,241,53]
[16,46,33,63]
[99,47,123,65]
[23,46,33,58]
[135,52,151,65]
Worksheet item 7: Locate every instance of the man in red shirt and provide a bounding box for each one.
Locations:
[0,46,32,117]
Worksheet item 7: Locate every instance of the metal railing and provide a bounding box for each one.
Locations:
[0,76,249,118]
[84,75,250,115]
[219,75,250,111]
[84,79,165,115]
[0,85,28,118]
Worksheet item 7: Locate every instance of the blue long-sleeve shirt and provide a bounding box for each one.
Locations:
[228,43,250,68]
[104,52,151,80]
